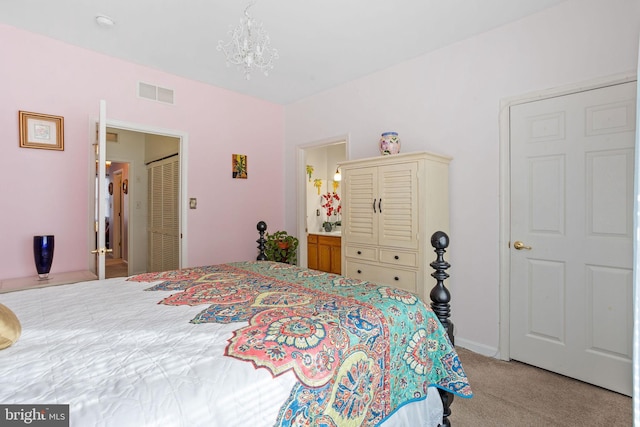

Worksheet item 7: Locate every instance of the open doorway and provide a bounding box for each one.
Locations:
[296,136,348,270]
[105,163,128,278]
[93,122,187,279]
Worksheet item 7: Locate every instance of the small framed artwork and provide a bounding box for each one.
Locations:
[19,111,64,151]
[232,154,247,179]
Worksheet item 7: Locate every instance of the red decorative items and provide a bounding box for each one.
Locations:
[321,192,341,218]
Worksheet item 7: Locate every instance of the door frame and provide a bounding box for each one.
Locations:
[296,134,350,268]
[88,117,189,274]
[111,169,123,259]
[498,71,637,361]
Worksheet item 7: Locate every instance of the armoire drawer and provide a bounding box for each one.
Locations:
[344,245,377,261]
[345,261,417,294]
[379,249,418,268]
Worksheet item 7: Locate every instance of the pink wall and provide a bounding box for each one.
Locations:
[0,24,285,280]
[283,0,640,355]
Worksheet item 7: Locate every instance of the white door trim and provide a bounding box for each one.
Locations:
[498,71,637,361]
[88,117,189,272]
[112,169,123,259]
[296,134,350,268]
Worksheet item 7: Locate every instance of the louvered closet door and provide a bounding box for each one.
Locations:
[342,167,378,245]
[378,162,418,249]
[147,157,179,272]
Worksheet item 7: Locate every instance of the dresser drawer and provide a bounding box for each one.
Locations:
[344,245,377,261]
[345,261,417,294]
[344,261,375,283]
[379,249,418,268]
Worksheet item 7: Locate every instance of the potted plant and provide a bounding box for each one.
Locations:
[264,230,299,265]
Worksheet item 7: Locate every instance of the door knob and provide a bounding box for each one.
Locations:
[513,241,532,250]
[91,248,113,255]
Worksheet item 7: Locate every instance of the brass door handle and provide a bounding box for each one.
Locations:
[513,241,532,250]
[91,248,114,255]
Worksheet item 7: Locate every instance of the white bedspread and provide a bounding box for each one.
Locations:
[0,278,442,426]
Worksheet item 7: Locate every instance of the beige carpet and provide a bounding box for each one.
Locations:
[450,347,632,426]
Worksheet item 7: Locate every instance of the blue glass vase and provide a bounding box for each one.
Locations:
[33,235,54,280]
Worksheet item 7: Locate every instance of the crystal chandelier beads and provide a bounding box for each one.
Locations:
[217,2,278,80]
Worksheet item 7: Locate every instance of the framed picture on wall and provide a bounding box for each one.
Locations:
[232,154,247,179]
[19,111,64,151]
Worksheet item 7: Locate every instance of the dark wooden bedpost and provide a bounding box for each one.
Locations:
[430,230,454,427]
[430,231,453,341]
[256,221,267,260]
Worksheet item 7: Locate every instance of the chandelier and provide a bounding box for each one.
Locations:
[217,2,279,80]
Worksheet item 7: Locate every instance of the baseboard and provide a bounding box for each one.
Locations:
[454,337,502,359]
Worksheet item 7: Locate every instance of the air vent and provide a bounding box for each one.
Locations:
[157,87,174,104]
[138,82,175,105]
[94,129,119,142]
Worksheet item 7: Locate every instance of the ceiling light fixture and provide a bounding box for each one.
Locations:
[95,15,115,29]
[217,1,278,80]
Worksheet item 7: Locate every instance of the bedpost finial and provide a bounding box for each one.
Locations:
[431,231,449,250]
[256,221,268,261]
[429,229,454,427]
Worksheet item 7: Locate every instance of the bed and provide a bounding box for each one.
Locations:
[0,224,471,426]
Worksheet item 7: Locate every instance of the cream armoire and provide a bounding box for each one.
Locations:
[339,151,450,302]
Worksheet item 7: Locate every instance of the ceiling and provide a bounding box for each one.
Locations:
[1,0,567,105]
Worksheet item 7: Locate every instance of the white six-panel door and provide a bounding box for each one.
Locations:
[509,81,636,396]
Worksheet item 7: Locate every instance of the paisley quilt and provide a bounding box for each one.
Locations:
[129,261,472,426]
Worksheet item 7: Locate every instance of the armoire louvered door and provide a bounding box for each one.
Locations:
[147,156,179,272]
